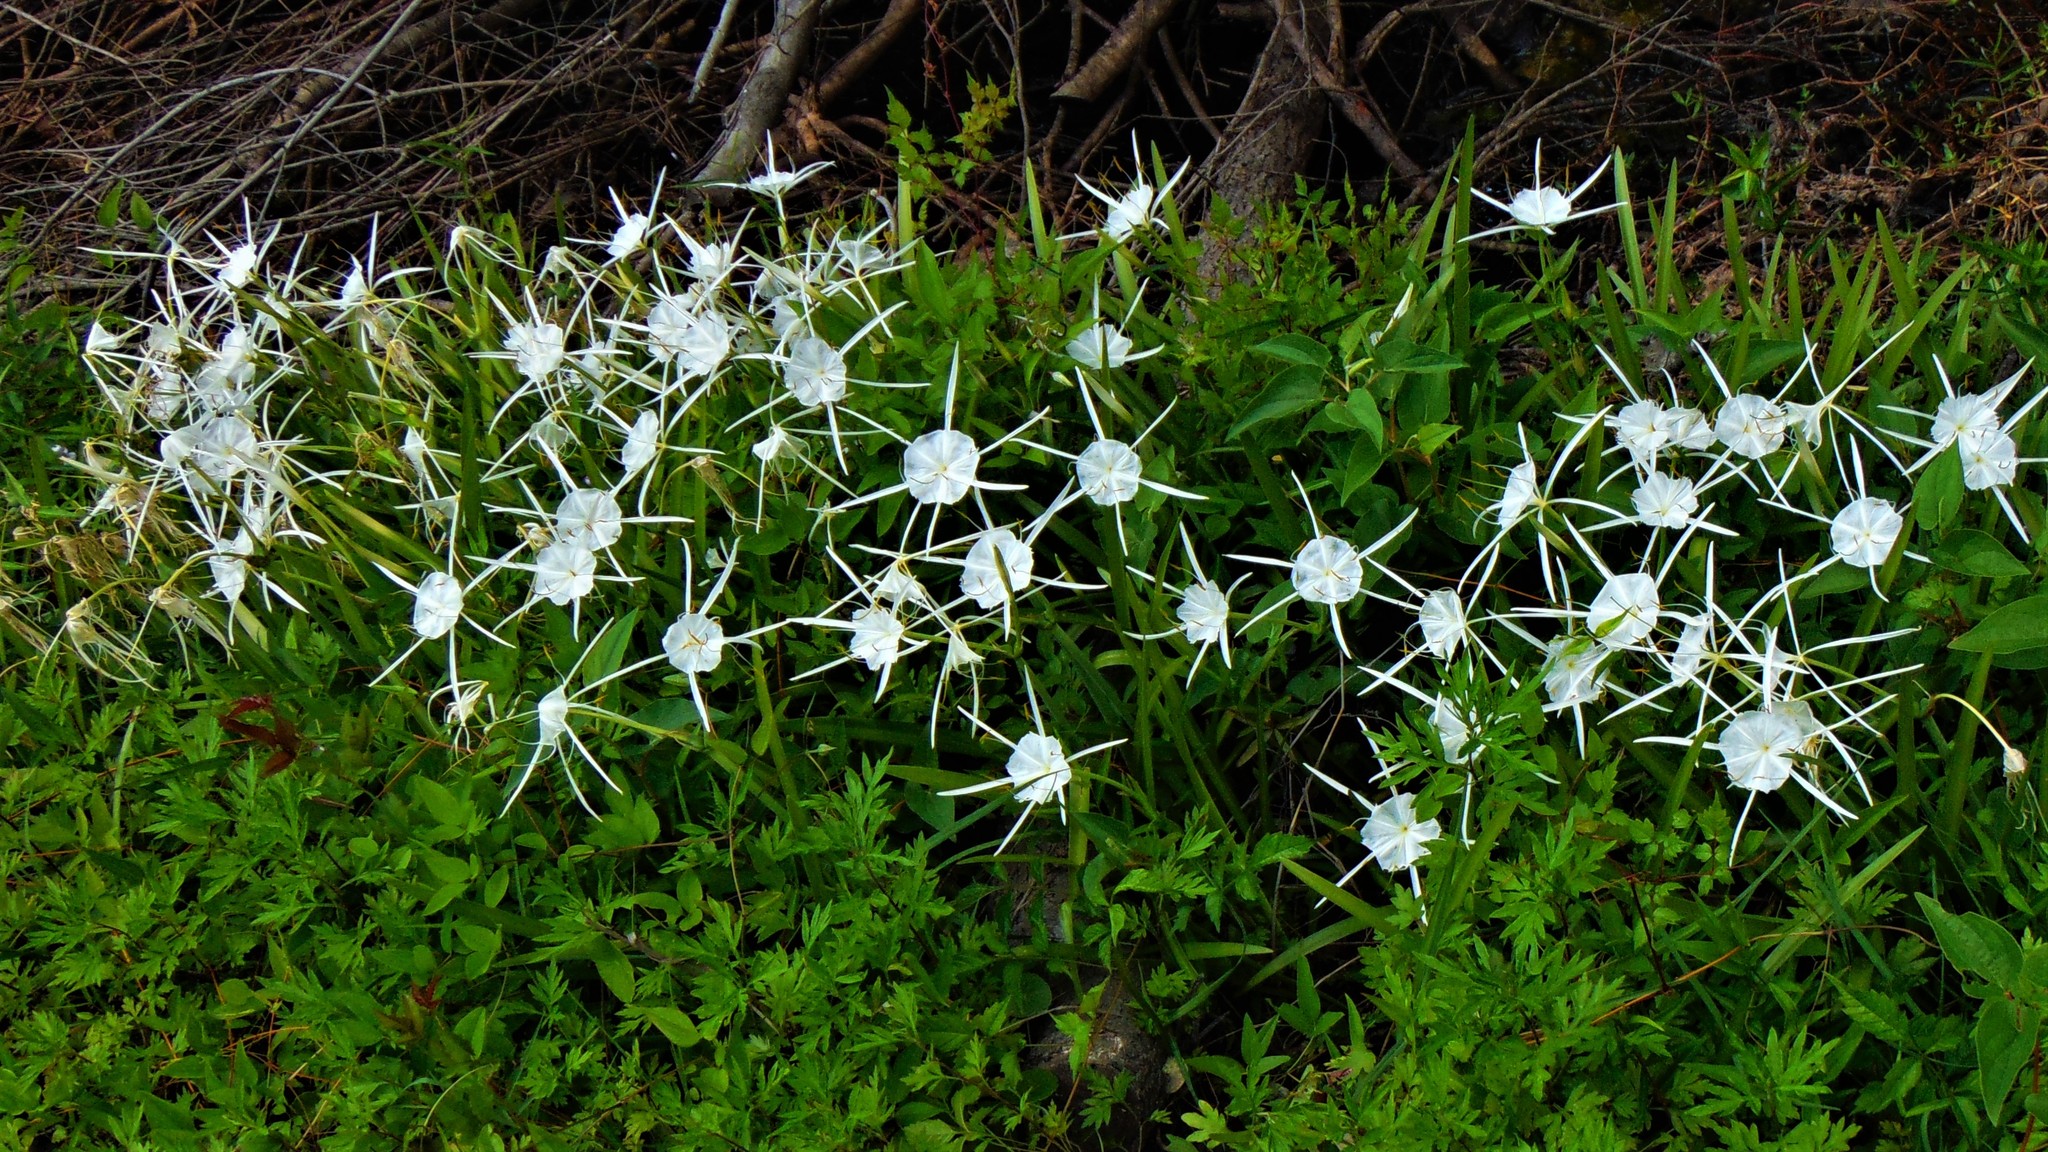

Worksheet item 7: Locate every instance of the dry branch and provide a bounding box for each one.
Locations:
[1053,0,1184,103]
[694,0,824,187]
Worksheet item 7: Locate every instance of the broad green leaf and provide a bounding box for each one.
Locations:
[1341,434,1384,503]
[631,1004,703,1046]
[1931,529,2029,579]
[1409,423,1461,458]
[1975,1002,2039,1122]
[1372,337,1464,374]
[1251,334,1331,368]
[1950,595,2048,655]
[590,937,636,1003]
[1917,894,2024,984]
[1346,387,1386,445]
[1914,447,1965,531]
[1227,365,1326,440]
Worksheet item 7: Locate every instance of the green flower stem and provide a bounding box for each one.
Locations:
[751,646,808,839]
[1938,647,1994,846]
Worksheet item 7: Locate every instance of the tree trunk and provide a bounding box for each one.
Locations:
[1196,0,1339,283]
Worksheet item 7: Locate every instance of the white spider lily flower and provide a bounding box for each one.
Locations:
[1233,473,1418,659]
[1657,405,1718,452]
[411,572,465,640]
[1959,428,2018,491]
[717,133,831,214]
[663,614,724,672]
[959,528,1033,610]
[1431,696,1476,765]
[497,624,659,816]
[874,562,930,607]
[208,529,253,609]
[784,335,847,406]
[1128,523,1249,685]
[1763,440,1915,600]
[368,560,509,696]
[646,298,733,379]
[904,429,981,505]
[1538,633,1609,757]
[505,321,567,384]
[1720,709,1803,792]
[553,488,624,552]
[1829,496,1903,568]
[931,509,1102,635]
[1362,791,1442,874]
[828,348,1043,546]
[164,414,262,483]
[84,319,123,356]
[849,605,909,671]
[836,238,888,275]
[1466,141,1619,241]
[1613,399,1669,468]
[191,325,255,407]
[1711,708,1858,866]
[1632,472,1700,528]
[752,424,801,464]
[208,215,279,290]
[1178,583,1232,650]
[1033,378,1202,551]
[1072,135,1189,242]
[730,302,910,471]
[1586,572,1660,649]
[676,230,739,285]
[1300,761,1442,922]
[1934,394,2002,449]
[1495,461,1540,525]
[1881,357,2043,475]
[532,541,597,605]
[603,181,662,261]
[620,409,662,479]
[1542,635,1608,707]
[1459,416,1608,605]
[1065,322,1160,370]
[647,544,776,729]
[1715,393,1788,459]
[1291,536,1364,605]
[1415,589,1469,661]
[941,670,1126,856]
[1075,439,1147,503]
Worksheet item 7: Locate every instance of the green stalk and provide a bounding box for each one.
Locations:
[750,647,809,838]
[1243,447,1305,541]
[1938,648,1995,846]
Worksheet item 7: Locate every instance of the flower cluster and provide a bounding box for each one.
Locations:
[45,140,2046,919]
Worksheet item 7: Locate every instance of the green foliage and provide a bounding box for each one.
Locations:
[5,146,2048,1150]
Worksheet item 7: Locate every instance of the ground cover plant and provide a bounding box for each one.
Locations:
[4,139,2048,1150]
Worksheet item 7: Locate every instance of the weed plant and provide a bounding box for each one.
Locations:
[4,141,2048,1150]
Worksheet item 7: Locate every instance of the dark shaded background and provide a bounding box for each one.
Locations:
[4,0,2046,285]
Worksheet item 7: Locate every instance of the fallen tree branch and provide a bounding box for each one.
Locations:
[1053,0,1184,103]
[694,0,823,187]
[812,0,919,112]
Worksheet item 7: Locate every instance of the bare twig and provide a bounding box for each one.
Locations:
[689,0,744,106]
[1273,0,1425,187]
[0,1,135,66]
[1156,28,1221,142]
